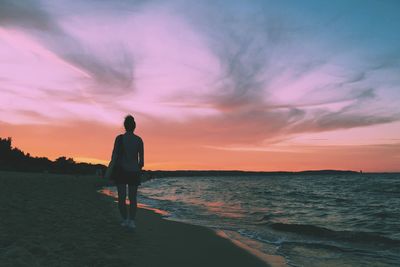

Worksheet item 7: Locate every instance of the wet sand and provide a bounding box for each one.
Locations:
[0,171,269,267]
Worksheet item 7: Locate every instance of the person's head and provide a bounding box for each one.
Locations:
[124,115,136,132]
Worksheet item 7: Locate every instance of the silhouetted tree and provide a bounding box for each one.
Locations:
[0,136,106,175]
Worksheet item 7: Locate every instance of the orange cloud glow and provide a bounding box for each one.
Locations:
[1,120,399,172]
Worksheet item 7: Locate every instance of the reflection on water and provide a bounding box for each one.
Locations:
[99,188,169,216]
[101,174,400,267]
[216,230,287,267]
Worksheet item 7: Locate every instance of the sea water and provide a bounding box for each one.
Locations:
[127,174,399,266]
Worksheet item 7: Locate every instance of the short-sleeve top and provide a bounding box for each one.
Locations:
[112,132,144,172]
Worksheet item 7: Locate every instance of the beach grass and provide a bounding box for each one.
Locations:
[0,171,268,267]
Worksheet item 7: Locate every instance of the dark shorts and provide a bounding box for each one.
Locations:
[113,168,141,186]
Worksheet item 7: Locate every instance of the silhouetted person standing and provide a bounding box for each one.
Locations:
[111,115,144,229]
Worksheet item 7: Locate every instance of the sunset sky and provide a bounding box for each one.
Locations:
[1,0,399,172]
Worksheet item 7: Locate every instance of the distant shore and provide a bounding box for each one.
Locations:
[0,171,269,267]
[144,169,362,179]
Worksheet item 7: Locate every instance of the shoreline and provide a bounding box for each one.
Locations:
[215,230,287,267]
[100,186,287,267]
[0,171,270,267]
[98,185,288,267]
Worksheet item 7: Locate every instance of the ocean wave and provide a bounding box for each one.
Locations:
[268,223,400,247]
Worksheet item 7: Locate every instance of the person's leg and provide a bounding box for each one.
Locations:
[128,184,138,220]
[116,184,127,220]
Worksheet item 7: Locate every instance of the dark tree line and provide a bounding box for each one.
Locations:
[0,136,360,177]
[0,137,106,175]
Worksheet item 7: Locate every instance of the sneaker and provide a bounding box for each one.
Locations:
[127,220,136,229]
[120,219,129,227]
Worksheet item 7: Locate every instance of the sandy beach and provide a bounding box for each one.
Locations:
[0,171,268,267]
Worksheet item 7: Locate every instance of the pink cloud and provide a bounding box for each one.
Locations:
[1,0,400,171]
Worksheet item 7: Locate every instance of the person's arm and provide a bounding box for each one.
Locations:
[138,138,144,170]
[111,136,120,161]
